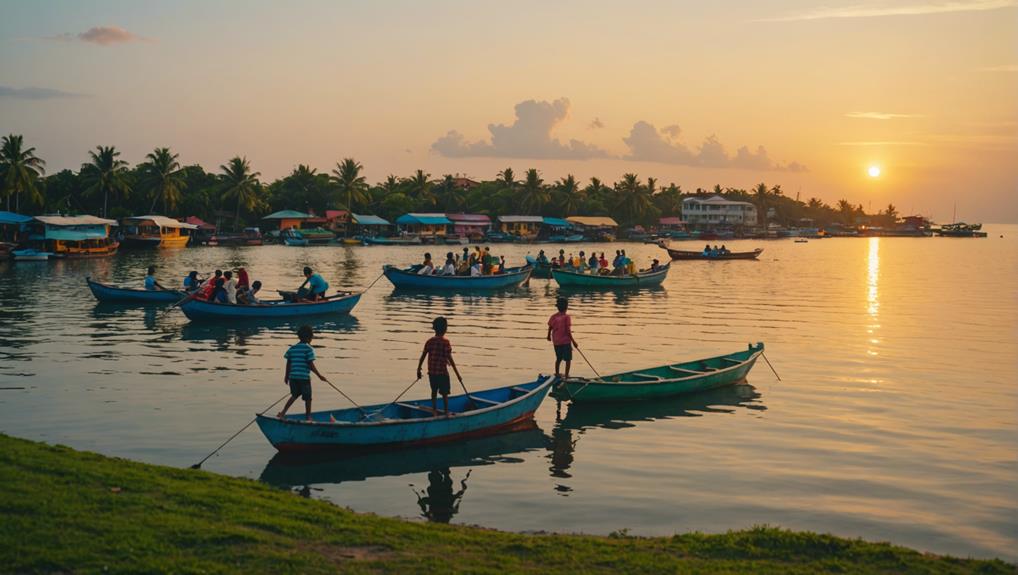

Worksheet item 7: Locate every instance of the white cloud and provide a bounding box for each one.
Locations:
[623,121,806,172]
[49,25,147,46]
[978,64,1018,72]
[0,85,85,100]
[431,98,609,160]
[760,0,1017,22]
[846,112,923,120]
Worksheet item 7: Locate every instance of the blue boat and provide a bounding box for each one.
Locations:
[524,255,554,279]
[382,264,532,290]
[256,376,555,451]
[179,292,361,321]
[86,277,186,303]
[282,229,309,246]
[551,264,670,289]
[547,233,584,243]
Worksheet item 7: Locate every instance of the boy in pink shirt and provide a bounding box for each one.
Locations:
[547,297,579,378]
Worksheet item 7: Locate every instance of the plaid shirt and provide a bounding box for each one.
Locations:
[424,336,452,375]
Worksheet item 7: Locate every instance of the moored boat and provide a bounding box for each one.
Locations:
[665,246,763,260]
[12,248,53,261]
[25,215,119,258]
[121,215,196,248]
[256,376,555,451]
[551,264,670,289]
[935,222,987,237]
[382,264,533,290]
[524,255,554,279]
[363,235,422,246]
[282,229,309,246]
[552,343,764,403]
[86,277,185,303]
[178,291,362,321]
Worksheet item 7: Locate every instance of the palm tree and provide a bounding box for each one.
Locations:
[612,173,653,224]
[497,168,516,190]
[519,169,549,215]
[331,158,369,220]
[80,146,130,218]
[752,182,770,223]
[647,177,659,197]
[138,147,186,214]
[439,174,466,211]
[219,157,261,229]
[836,199,854,224]
[0,134,46,211]
[554,174,583,216]
[379,175,401,196]
[405,169,436,206]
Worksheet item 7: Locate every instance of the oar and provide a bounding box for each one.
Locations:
[456,376,478,410]
[567,346,603,400]
[190,393,290,469]
[358,377,421,421]
[761,351,782,381]
[322,379,368,416]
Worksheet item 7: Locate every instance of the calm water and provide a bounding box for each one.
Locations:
[1,228,1016,561]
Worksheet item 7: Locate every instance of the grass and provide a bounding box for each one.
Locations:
[1,433,1012,574]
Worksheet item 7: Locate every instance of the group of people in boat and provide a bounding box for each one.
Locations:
[535,248,664,275]
[145,265,331,304]
[415,247,510,276]
[702,244,731,257]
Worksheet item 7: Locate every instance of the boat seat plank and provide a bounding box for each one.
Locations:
[510,386,532,395]
[468,396,500,407]
[632,372,663,380]
[669,366,704,375]
[396,402,450,416]
[722,358,743,365]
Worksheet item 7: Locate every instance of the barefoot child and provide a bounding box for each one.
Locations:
[278,325,330,421]
[417,317,463,417]
[547,297,579,378]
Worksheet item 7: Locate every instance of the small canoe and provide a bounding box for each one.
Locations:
[256,376,555,451]
[552,343,764,403]
[551,264,670,288]
[86,277,186,303]
[383,264,532,290]
[665,247,763,260]
[179,292,361,321]
[363,235,422,245]
[12,249,53,261]
[524,256,554,279]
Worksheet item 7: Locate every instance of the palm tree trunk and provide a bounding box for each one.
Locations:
[103,190,108,218]
[346,189,352,238]
[150,190,159,214]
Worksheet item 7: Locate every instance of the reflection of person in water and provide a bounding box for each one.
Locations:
[549,427,577,480]
[413,468,470,523]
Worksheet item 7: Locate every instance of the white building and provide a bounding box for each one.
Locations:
[681,195,758,226]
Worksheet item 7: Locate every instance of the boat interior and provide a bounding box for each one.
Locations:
[575,345,762,384]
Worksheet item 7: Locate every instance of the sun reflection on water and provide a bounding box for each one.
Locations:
[867,237,880,356]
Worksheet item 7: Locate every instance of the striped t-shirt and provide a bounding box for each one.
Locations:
[284,342,315,381]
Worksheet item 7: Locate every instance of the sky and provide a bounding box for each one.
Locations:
[1,0,1016,222]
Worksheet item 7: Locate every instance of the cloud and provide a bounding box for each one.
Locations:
[0,85,86,100]
[846,112,923,120]
[588,117,605,129]
[431,98,610,160]
[623,121,807,172]
[978,64,1018,72]
[49,25,147,46]
[759,0,1017,22]
[837,141,929,146]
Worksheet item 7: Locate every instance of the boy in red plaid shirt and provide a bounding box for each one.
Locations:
[417,316,463,416]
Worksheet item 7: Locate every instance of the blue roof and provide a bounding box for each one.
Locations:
[542,217,572,227]
[0,211,33,225]
[44,228,110,241]
[352,214,390,226]
[396,213,451,225]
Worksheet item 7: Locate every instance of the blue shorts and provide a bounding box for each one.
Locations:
[288,379,311,401]
[554,344,572,362]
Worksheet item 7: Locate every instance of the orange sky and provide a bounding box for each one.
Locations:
[1,1,1015,221]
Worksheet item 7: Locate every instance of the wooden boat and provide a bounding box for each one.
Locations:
[282,229,309,246]
[86,277,185,303]
[552,343,764,403]
[936,223,987,237]
[27,215,119,258]
[256,376,555,452]
[383,264,533,290]
[121,215,195,248]
[179,291,362,321]
[363,235,422,246]
[547,233,584,243]
[12,248,52,261]
[551,264,670,289]
[295,227,335,244]
[665,247,763,260]
[524,255,554,279]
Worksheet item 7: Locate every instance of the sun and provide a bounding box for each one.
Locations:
[867,165,881,178]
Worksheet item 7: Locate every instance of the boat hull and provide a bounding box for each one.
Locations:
[551,265,669,288]
[553,343,764,403]
[86,278,185,303]
[179,292,362,321]
[666,248,763,260]
[383,265,532,290]
[256,377,553,451]
[524,256,554,279]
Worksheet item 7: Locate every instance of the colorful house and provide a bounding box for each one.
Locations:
[261,209,334,243]
[566,216,619,240]
[30,215,120,257]
[446,214,491,239]
[261,210,313,231]
[0,211,33,257]
[497,215,543,240]
[396,213,451,239]
[351,213,391,235]
[185,216,217,244]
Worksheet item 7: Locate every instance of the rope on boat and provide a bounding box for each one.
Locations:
[190,393,290,469]
[761,352,782,381]
[361,271,387,293]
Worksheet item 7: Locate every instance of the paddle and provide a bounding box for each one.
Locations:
[457,376,478,410]
[190,393,290,469]
[761,352,782,381]
[566,346,603,400]
[322,379,369,416]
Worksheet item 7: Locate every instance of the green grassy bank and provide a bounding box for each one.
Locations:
[0,434,1012,574]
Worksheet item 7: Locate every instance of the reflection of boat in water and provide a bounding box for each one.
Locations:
[258,425,547,487]
[180,316,361,343]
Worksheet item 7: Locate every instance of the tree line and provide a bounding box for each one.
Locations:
[0,134,899,230]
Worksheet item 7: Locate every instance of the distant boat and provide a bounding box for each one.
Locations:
[552,343,764,403]
[12,248,53,261]
[86,277,185,304]
[363,235,422,246]
[382,264,533,290]
[936,223,987,238]
[551,264,670,289]
[282,229,309,246]
[179,292,362,321]
[665,247,763,260]
[121,215,196,248]
[547,233,584,243]
[255,376,555,452]
[524,255,554,279]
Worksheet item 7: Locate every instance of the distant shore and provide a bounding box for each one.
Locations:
[1,434,1011,574]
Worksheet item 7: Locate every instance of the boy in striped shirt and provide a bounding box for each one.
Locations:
[278,325,330,421]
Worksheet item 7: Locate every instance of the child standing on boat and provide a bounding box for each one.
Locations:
[548,297,579,379]
[417,317,463,417]
[278,325,330,422]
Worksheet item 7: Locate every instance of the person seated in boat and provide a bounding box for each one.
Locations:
[588,252,599,273]
[223,270,238,304]
[719,244,729,255]
[236,267,250,292]
[497,255,506,274]
[182,271,201,292]
[210,277,229,303]
[536,250,549,265]
[623,250,636,275]
[470,261,482,276]
[238,280,263,304]
[577,251,587,271]
[417,253,435,275]
[144,266,167,291]
[482,247,494,275]
[552,249,565,268]
[599,252,608,270]
[647,259,662,272]
[416,316,463,418]
[198,269,223,300]
[297,266,329,301]
[440,252,457,276]
[703,243,712,256]
[278,325,331,422]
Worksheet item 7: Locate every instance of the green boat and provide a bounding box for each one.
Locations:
[552,343,764,403]
[551,264,669,289]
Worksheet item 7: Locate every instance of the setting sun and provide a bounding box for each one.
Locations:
[868,165,882,178]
